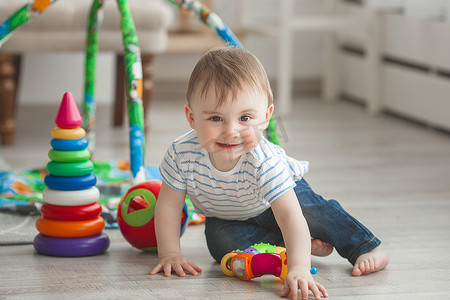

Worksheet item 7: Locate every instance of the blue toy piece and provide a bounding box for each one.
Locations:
[44,174,97,190]
[50,138,88,151]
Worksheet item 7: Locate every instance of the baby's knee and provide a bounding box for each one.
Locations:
[205,232,247,263]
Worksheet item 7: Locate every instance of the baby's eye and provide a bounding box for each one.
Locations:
[209,116,222,122]
[240,115,251,122]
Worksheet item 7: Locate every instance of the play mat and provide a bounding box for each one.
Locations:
[0,160,205,230]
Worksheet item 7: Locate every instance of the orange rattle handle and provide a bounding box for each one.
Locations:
[230,253,254,280]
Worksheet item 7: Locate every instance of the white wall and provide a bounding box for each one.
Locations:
[18,53,115,106]
[17,0,325,105]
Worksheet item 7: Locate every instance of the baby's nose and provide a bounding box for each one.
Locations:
[223,122,240,138]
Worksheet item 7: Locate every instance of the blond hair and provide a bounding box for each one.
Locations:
[186,46,273,107]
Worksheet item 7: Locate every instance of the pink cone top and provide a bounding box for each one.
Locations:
[55,92,83,129]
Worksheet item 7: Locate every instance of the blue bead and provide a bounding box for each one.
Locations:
[44,174,97,190]
[310,267,318,275]
[51,138,88,151]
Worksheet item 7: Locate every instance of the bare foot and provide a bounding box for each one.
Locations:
[311,239,333,257]
[352,246,389,276]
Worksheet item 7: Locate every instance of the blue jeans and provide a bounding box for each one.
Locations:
[204,178,381,265]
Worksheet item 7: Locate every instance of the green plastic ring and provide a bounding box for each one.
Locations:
[48,149,90,163]
[47,161,94,177]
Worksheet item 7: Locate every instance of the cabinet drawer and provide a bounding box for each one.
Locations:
[383,64,450,130]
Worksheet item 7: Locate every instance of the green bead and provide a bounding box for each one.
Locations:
[46,161,94,177]
[48,149,90,163]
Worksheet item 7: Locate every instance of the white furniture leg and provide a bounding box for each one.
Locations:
[277,0,294,115]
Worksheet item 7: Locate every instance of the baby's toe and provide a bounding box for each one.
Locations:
[352,263,363,276]
[368,258,375,271]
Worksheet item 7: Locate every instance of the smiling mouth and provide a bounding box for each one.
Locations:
[216,142,240,149]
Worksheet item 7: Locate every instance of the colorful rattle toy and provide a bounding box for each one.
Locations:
[221,243,317,281]
[117,180,188,251]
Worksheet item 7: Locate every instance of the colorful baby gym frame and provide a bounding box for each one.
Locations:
[0,0,280,184]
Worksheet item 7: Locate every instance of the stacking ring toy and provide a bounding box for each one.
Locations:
[41,202,102,221]
[48,149,90,162]
[51,138,88,151]
[44,174,97,190]
[35,216,105,238]
[43,186,99,206]
[46,161,94,177]
[51,127,86,139]
[33,232,110,257]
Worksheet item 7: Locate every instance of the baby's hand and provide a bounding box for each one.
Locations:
[149,255,202,277]
[280,267,327,300]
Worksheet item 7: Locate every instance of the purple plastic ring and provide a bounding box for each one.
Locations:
[33,232,110,257]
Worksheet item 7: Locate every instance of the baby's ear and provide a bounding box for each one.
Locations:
[265,104,274,127]
[185,104,195,129]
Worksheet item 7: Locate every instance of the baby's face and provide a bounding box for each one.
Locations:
[185,85,273,171]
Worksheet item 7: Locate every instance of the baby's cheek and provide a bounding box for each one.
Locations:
[244,135,260,151]
[198,136,216,152]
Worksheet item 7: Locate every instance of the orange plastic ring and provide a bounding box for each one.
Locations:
[35,216,105,238]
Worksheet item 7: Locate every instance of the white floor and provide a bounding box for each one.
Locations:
[1,92,450,299]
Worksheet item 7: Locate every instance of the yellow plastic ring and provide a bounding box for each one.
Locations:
[51,127,85,140]
[279,250,288,281]
[275,246,286,254]
[220,252,238,276]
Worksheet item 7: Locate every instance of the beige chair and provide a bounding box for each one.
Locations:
[0,0,173,145]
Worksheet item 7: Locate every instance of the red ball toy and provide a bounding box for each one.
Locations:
[117,180,188,251]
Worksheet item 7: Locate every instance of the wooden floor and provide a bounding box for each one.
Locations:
[1,90,450,299]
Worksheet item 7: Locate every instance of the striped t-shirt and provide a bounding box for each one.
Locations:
[159,130,309,221]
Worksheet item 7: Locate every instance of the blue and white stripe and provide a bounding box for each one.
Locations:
[160,130,309,220]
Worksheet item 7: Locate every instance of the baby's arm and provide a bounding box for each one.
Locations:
[149,181,202,277]
[271,189,327,300]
